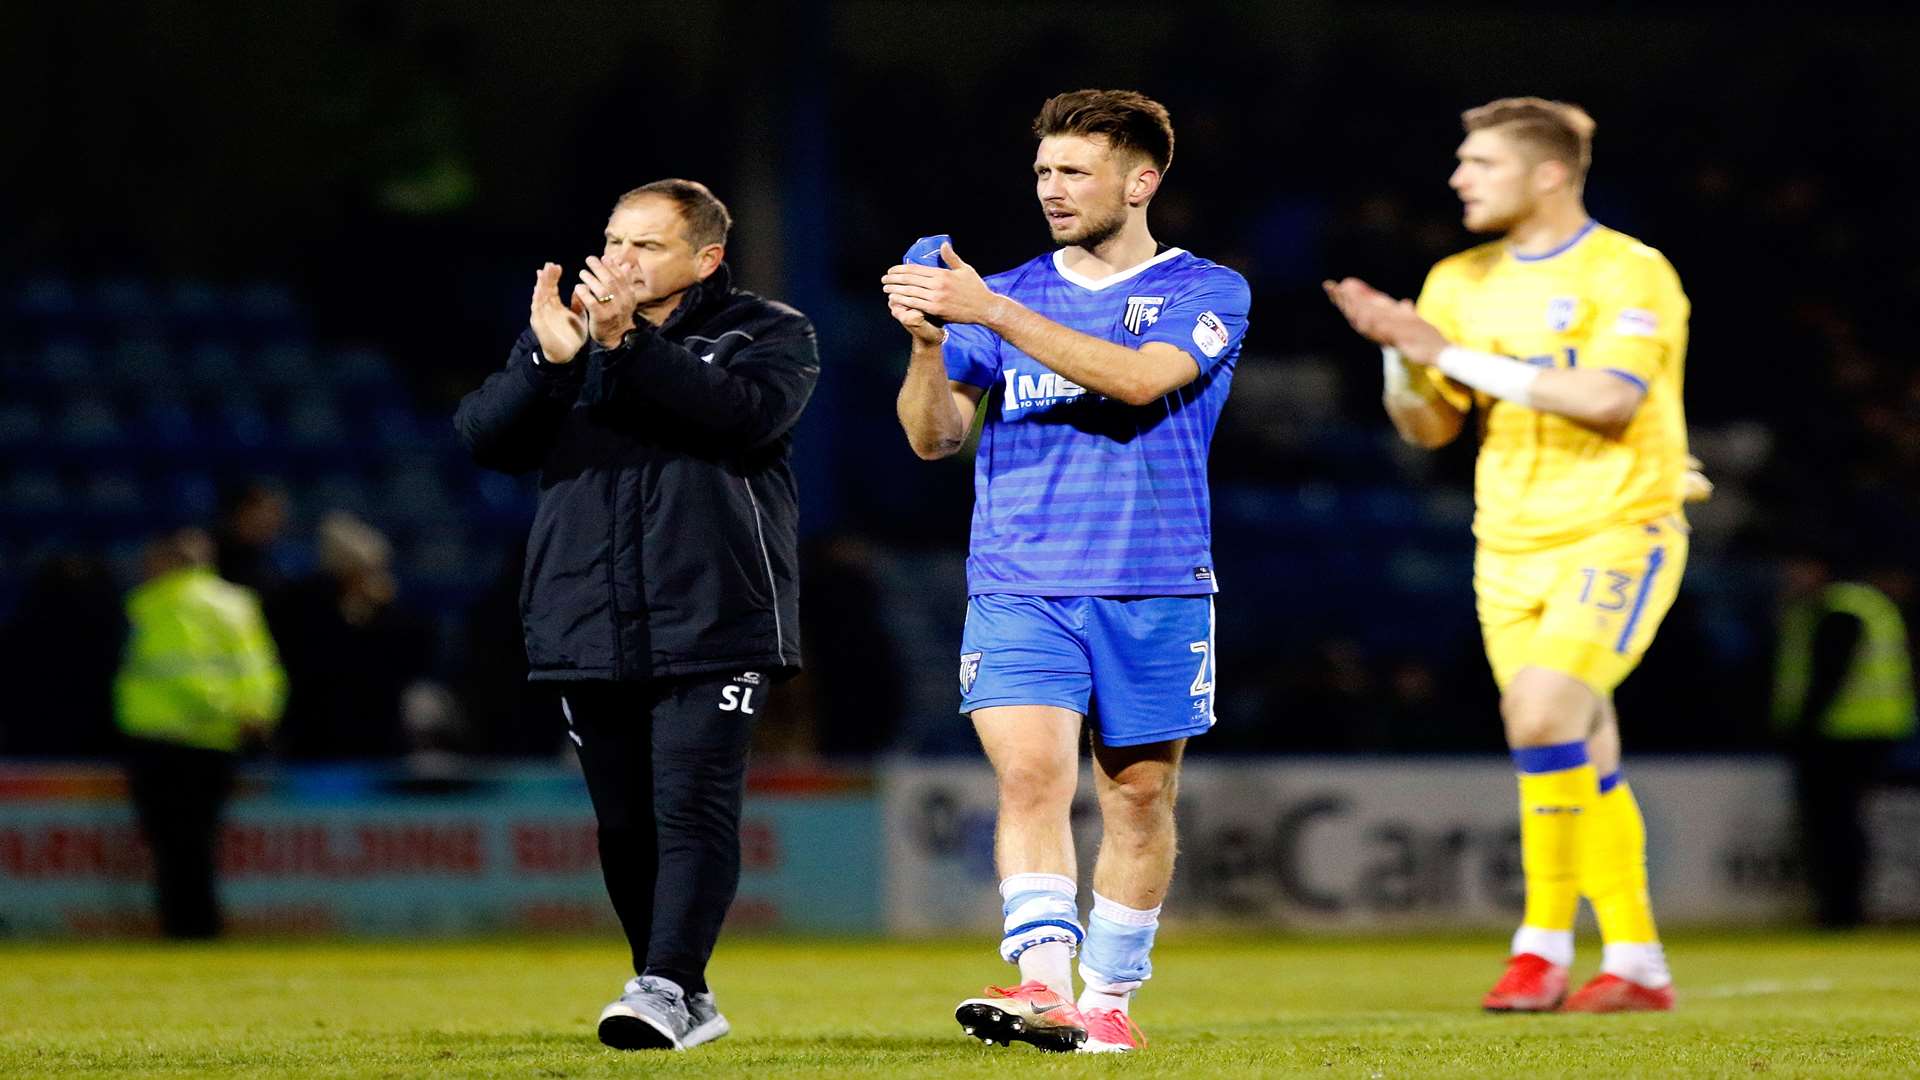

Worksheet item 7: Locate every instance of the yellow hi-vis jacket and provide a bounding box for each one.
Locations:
[1773,582,1917,742]
[113,567,287,752]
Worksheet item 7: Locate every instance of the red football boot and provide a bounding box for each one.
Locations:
[954,981,1087,1052]
[1078,1006,1147,1053]
[1482,953,1569,1012]
[1561,973,1676,1013]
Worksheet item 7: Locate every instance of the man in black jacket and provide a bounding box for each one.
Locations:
[454,179,818,1051]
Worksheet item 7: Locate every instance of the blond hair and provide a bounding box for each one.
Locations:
[1462,97,1595,178]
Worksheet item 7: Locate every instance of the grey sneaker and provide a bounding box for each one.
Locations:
[597,976,691,1051]
[684,990,731,1048]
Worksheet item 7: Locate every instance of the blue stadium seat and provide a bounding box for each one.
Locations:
[0,402,45,450]
[231,282,300,331]
[165,280,222,326]
[94,278,159,322]
[138,398,197,450]
[405,533,479,589]
[15,277,80,326]
[80,471,147,519]
[306,473,374,518]
[330,345,395,389]
[108,335,177,388]
[185,341,241,387]
[54,397,126,449]
[256,342,318,388]
[35,339,93,385]
[214,396,274,451]
[378,461,457,524]
[6,469,67,515]
[285,395,349,449]
[164,472,220,521]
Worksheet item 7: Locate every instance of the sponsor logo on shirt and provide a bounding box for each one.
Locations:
[1001,368,1087,412]
[1123,295,1166,334]
[959,651,983,693]
[1193,566,1213,582]
[1613,308,1659,337]
[1191,311,1229,358]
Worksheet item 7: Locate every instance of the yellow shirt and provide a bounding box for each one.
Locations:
[1417,221,1691,553]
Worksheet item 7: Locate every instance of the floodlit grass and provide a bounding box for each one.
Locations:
[2,931,1916,1077]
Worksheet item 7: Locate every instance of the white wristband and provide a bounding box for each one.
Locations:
[1435,346,1540,407]
[1382,346,1438,406]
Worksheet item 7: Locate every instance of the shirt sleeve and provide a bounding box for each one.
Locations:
[1414,264,1474,411]
[1138,268,1251,374]
[942,320,1003,389]
[1582,254,1688,392]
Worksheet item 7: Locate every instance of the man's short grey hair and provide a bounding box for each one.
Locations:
[617,179,733,250]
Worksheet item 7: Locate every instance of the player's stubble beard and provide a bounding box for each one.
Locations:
[1047,196,1128,253]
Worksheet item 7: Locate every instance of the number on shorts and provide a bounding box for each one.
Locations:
[1189,640,1213,696]
[1577,568,1634,612]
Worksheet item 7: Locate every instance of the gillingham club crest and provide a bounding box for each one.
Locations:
[1546,296,1580,332]
[1123,295,1165,334]
[958,651,983,693]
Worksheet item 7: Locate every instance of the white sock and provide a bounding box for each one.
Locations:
[1602,942,1672,989]
[1511,925,1575,968]
[1079,984,1131,1014]
[1000,873,1079,999]
[1017,941,1074,998]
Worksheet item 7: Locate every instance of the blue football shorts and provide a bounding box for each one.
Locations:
[957,594,1217,747]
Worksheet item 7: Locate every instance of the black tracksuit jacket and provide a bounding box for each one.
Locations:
[453,264,818,682]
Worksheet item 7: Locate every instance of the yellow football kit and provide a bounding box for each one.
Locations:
[1417,221,1691,695]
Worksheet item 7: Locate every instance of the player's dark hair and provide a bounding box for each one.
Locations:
[617,179,733,250]
[1032,89,1175,174]
[1462,97,1595,179]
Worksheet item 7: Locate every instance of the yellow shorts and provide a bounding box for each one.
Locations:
[1475,515,1688,695]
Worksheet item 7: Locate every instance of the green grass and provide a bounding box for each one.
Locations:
[2,932,1916,1078]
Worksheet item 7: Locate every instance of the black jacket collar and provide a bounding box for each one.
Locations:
[661,262,734,336]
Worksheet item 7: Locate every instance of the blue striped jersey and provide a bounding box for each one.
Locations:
[943,246,1250,596]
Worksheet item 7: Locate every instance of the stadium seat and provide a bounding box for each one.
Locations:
[286,396,350,449]
[0,402,45,449]
[35,339,93,385]
[164,472,221,521]
[138,398,197,450]
[79,471,147,519]
[54,398,126,449]
[6,469,67,515]
[94,278,159,322]
[306,473,375,518]
[108,335,178,388]
[256,342,319,388]
[185,341,241,387]
[214,395,274,451]
[15,276,81,328]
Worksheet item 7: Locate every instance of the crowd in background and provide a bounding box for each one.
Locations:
[3,3,1917,765]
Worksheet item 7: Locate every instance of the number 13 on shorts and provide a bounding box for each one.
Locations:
[1477,519,1690,695]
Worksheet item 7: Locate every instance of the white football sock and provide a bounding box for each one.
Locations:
[1017,940,1075,999]
[1601,942,1672,989]
[1511,925,1575,968]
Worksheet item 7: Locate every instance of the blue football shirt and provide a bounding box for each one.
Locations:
[942,247,1250,596]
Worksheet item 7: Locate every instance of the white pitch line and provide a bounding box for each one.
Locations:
[1693,978,1836,998]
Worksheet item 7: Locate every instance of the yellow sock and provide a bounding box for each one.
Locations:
[1582,775,1659,944]
[1513,742,1594,933]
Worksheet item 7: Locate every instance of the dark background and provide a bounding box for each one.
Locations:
[2,1,1916,762]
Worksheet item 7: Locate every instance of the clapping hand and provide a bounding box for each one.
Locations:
[883,242,1004,330]
[1323,277,1450,365]
[576,255,639,347]
[530,263,589,365]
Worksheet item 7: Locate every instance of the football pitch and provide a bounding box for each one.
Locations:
[3,932,1915,1078]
